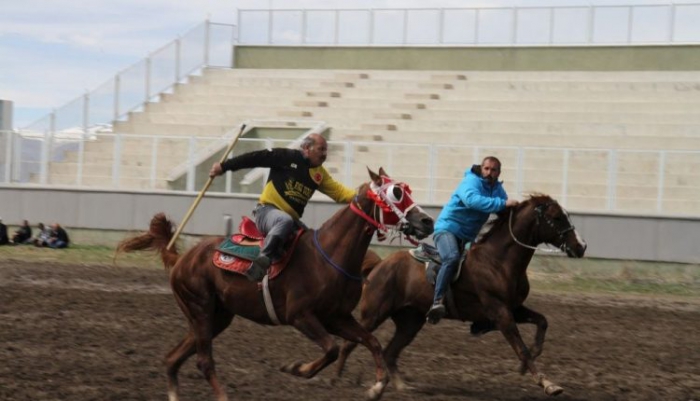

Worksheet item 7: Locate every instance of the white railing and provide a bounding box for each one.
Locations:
[19,21,237,134]
[1,130,698,217]
[238,4,700,46]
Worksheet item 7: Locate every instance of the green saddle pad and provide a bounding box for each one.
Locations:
[217,237,261,260]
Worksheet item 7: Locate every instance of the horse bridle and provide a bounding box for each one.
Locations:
[509,202,575,253]
[351,179,423,244]
[318,178,423,281]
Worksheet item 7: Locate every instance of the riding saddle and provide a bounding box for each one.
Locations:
[212,216,303,279]
[409,243,470,286]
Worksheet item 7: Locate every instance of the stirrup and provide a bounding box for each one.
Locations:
[426,303,446,325]
[245,255,270,282]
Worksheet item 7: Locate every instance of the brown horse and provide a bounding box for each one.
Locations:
[117,168,434,401]
[335,194,587,396]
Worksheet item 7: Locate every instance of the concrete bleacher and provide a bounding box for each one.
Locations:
[44,68,700,214]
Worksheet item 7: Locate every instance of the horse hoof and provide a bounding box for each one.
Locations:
[545,384,564,396]
[366,381,386,401]
[280,361,303,376]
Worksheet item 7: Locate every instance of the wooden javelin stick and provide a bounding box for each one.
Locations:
[166,123,247,250]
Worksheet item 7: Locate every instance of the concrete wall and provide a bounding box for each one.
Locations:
[234,45,700,71]
[0,186,698,263]
[0,100,12,130]
[0,100,11,177]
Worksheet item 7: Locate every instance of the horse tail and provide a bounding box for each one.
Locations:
[116,213,180,269]
[361,249,383,281]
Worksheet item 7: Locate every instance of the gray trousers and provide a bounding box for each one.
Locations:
[253,204,298,261]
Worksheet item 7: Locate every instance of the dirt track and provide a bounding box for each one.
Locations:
[0,261,698,401]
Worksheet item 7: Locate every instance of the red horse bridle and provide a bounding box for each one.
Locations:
[350,176,423,245]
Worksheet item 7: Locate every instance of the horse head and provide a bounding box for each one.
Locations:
[519,195,587,258]
[508,195,588,258]
[362,167,434,241]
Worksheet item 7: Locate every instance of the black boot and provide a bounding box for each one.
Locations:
[245,255,271,282]
[244,234,286,282]
[261,234,286,261]
[426,301,446,324]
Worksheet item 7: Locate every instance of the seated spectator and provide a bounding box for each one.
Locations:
[0,218,8,245]
[11,220,32,245]
[47,223,70,249]
[32,222,52,247]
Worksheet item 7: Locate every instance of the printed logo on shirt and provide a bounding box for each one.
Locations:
[313,172,323,184]
[291,163,297,169]
[284,179,313,205]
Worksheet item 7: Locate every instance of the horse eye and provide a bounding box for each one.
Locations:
[386,185,403,203]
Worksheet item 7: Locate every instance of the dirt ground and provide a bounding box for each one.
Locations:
[1,260,698,401]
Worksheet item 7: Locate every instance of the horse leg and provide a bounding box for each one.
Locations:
[512,306,548,363]
[168,289,234,401]
[384,307,425,391]
[281,312,339,379]
[327,315,389,401]
[166,331,195,401]
[166,310,234,401]
[491,305,563,397]
[336,340,360,377]
[336,291,394,378]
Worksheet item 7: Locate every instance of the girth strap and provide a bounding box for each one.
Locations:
[262,275,281,325]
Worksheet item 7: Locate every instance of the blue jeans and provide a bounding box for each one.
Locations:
[49,240,68,249]
[433,231,465,305]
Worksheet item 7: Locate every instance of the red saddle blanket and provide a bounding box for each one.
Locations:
[213,216,304,280]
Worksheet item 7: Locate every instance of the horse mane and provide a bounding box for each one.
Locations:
[475,193,553,244]
[318,182,370,232]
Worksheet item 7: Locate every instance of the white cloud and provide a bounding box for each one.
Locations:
[0,0,240,127]
[0,0,692,128]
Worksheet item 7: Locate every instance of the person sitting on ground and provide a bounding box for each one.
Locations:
[208,133,356,282]
[32,222,52,247]
[11,220,32,245]
[46,223,70,249]
[0,218,9,245]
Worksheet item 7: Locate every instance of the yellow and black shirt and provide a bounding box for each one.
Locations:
[221,148,356,220]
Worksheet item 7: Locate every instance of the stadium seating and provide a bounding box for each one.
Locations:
[46,68,700,214]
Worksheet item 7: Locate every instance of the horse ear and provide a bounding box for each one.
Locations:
[378,167,388,177]
[367,167,382,186]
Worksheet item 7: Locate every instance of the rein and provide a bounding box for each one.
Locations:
[312,180,422,281]
[367,180,423,245]
[508,205,573,254]
[312,227,363,281]
[350,198,386,233]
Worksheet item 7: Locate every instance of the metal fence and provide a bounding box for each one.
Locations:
[238,4,700,46]
[19,21,237,134]
[20,4,700,136]
[17,5,700,137]
[1,130,698,217]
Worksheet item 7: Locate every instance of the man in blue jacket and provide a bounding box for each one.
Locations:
[427,156,519,324]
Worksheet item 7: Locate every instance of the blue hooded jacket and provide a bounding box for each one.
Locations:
[433,165,508,242]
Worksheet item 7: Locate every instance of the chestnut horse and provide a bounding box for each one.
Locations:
[117,168,434,401]
[335,194,587,396]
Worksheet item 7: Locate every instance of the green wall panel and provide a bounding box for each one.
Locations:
[234,46,700,71]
